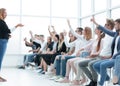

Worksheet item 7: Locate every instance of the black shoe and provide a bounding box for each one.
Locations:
[18,66,25,69]
[36,67,42,70]
[94,81,97,86]
[41,71,45,74]
[113,83,119,85]
[86,81,97,86]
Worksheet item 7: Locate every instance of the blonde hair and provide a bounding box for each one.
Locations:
[84,27,92,40]
[0,8,6,20]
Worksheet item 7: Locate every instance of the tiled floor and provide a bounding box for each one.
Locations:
[0,67,116,86]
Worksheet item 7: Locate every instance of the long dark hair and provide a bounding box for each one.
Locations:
[96,31,105,52]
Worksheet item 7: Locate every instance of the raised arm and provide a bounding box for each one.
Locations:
[91,16,116,37]
[63,30,75,47]
[67,19,83,39]
[10,23,24,32]
[24,37,32,46]
[29,30,34,41]
[51,25,56,34]
[48,25,53,37]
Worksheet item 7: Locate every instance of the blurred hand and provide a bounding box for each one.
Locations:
[51,25,54,29]
[90,16,95,23]
[63,30,67,36]
[15,23,24,28]
[76,52,80,57]
[24,37,27,41]
[90,53,98,57]
[28,50,32,52]
[29,30,32,34]
[9,34,12,38]
[67,19,71,28]
[90,16,99,26]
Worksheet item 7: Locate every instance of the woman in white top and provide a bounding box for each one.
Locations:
[59,20,93,83]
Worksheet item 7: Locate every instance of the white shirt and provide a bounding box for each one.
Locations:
[40,41,47,53]
[113,36,120,55]
[64,27,93,56]
[10,27,16,33]
[100,34,113,56]
[83,39,104,55]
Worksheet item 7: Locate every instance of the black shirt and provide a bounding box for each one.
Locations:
[0,19,11,39]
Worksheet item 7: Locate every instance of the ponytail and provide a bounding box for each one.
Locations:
[96,32,105,52]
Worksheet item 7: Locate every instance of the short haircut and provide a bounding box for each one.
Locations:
[106,18,115,29]
[115,18,120,24]
[76,27,83,32]
[39,35,44,37]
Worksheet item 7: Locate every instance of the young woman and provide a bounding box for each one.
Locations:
[59,20,92,83]
[50,32,76,81]
[78,27,104,86]
[60,26,92,83]
[0,8,23,82]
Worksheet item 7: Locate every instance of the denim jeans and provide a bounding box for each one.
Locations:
[55,55,75,77]
[114,55,120,85]
[80,51,89,58]
[61,55,75,77]
[56,52,89,76]
[55,55,62,76]
[24,53,37,65]
[93,59,114,85]
[0,39,8,70]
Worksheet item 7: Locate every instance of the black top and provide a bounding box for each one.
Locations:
[47,42,54,51]
[0,19,11,39]
[56,42,66,53]
[33,41,41,49]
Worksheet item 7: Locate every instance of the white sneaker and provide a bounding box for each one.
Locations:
[55,77,64,82]
[45,71,54,75]
[28,62,36,67]
[49,76,59,80]
[35,69,43,73]
[26,66,33,70]
[97,83,103,86]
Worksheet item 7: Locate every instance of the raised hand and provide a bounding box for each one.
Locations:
[24,37,27,41]
[51,25,54,29]
[90,16,95,23]
[29,30,32,34]
[67,19,71,28]
[90,16,99,26]
[63,30,67,36]
[15,23,24,28]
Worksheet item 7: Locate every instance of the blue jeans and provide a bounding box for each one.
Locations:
[93,59,114,85]
[114,55,120,85]
[56,55,75,77]
[56,52,89,76]
[24,53,37,65]
[80,51,89,58]
[55,55,62,76]
[0,39,8,70]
